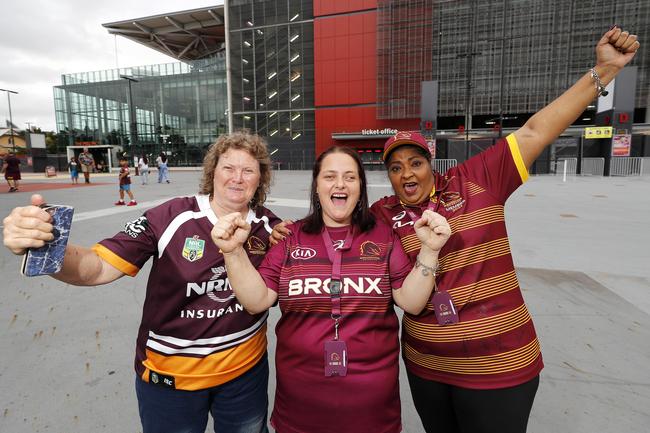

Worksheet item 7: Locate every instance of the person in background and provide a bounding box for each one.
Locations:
[133,155,140,176]
[2,151,21,192]
[156,152,170,183]
[115,156,137,206]
[78,147,95,183]
[138,154,150,185]
[68,156,79,185]
[2,132,280,433]
[213,146,451,433]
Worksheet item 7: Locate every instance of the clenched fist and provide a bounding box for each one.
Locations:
[211,212,251,254]
[413,209,451,253]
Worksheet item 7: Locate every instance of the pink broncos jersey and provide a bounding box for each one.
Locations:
[258,221,412,433]
[93,194,280,391]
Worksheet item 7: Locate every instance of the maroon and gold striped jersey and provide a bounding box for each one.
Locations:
[371,134,543,389]
[93,195,280,391]
[258,222,412,433]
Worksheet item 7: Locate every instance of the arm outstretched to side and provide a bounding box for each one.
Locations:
[514,26,640,168]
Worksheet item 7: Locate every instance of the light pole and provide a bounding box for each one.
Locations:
[120,75,139,154]
[457,0,480,161]
[0,88,18,153]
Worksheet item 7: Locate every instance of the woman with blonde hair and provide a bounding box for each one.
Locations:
[3,132,280,433]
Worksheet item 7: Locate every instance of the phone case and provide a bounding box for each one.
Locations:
[21,205,75,277]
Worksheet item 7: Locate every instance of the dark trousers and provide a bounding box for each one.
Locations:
[408,371,539,433]
[136,356,269,433]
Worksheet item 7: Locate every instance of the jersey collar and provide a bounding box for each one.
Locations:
[196,194,254,225]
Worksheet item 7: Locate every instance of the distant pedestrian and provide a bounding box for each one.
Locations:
[115,157,137,206]
[138,155,149,185]
[68,156,79,184]
[156,152,170,183]
[2,151,21,192]
[78,148,95,184]
[133,156,140,176]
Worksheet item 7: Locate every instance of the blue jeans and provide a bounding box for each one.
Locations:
[158,165,169,183]
[135,356,269,433]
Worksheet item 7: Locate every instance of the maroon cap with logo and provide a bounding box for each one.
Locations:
[382,131,431,161]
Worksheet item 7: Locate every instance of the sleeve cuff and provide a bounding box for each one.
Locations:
[92,244,139,277]
[506,134,529,183]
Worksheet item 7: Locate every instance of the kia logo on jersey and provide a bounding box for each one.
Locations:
[291,246,317,260]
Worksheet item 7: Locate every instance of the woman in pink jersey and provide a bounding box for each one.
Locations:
[372,27,640,433]
[212,146,451,433]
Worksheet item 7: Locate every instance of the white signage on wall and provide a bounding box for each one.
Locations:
[361,129,398,136]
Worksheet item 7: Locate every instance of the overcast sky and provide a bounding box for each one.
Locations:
[0,1,222,132]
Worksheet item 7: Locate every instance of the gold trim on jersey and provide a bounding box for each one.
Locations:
[141,324,267,391]
[438,237,511,274]
[464,181,486,196]
[403,338,541,375]
[400,206,507,258]
[92,244,139,276]
[447,205,504,234]
[399,233,422,255]
[506,134,529,183]
[426,270,519,311]
[405,303,531,343]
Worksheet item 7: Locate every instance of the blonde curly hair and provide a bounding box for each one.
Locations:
[199,131,272,208]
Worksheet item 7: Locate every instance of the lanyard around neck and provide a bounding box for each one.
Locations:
[321,227,354,338]
[405,196,440,222]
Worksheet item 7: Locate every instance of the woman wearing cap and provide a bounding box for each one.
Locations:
[371,26,639,433]
[271,26,640,433]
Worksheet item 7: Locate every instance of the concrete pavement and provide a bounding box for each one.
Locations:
[1,171,649,432]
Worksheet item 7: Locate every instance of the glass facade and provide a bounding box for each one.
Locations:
[377,0,650,121]
[54,57,227,165]
[229,0,316,169]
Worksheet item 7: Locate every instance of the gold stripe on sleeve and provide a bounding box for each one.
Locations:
[506,134,529,183]
[91,244,139,277]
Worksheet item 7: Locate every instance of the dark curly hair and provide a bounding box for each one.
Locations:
[199,131,272,208]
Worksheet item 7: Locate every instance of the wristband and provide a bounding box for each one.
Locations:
[590,68,609,97]
[415,256,438,277]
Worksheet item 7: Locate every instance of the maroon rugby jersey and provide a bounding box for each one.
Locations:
[371,134,543,389]
[119,166,131,186]
[258,221,411,433]
[92,195,279,391]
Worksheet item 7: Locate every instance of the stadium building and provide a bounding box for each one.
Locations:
[54,0,650,173]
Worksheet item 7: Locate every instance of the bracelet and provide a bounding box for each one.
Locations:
[589,68,609,97]
[415,256,438,277]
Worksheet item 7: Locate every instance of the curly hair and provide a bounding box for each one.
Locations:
[199,131,272,208]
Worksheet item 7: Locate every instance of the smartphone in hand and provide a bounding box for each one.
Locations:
[21,204,75,277]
